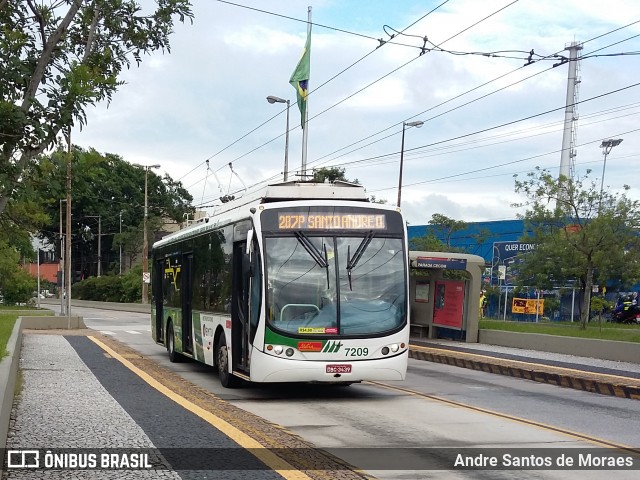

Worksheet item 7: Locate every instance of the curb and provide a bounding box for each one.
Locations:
[409,347,640,401]
[0,318,22,475]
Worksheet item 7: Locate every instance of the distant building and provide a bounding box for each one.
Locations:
[408,219,526,263]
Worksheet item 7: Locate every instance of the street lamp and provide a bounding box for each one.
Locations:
[59,199,66,315]
[84,215,101,277]
[119,210,123,276]
[266,95,290,182]
[134,163,160,303]
[397,120,424,207]
[599,138,623,212]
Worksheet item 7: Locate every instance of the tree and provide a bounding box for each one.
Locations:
[428,214,468,249]
[513,168,640,328]
[31,146,193,276]
[312,167,350,183]
[0,240,37,305]
[0,0,193,215]
[409,233,447,252]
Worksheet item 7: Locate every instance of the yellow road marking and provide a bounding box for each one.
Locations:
[410,344,640,384]
[367,380,640,455]
[88,336,311,480]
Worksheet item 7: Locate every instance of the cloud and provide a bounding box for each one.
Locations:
[73,0,640,224]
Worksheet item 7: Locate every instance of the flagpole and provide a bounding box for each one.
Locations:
[301,6,311,178]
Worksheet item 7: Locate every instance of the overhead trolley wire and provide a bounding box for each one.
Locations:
[189,5,638,205]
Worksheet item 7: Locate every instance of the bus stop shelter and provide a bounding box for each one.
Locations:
[409,251,485,343]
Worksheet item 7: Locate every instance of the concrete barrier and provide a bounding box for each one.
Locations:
[39,298,150,314]
[0,318,22,458]
[479,329,640,364]
[19,316,86,330]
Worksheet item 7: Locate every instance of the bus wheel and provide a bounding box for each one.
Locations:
[166,322,182,363]
[216,335,240,388]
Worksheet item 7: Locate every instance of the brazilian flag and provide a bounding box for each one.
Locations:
[289,31,311,129]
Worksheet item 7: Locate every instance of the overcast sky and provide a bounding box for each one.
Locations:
[72,0,640,225]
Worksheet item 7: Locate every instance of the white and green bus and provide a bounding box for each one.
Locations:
[151,181,409,387]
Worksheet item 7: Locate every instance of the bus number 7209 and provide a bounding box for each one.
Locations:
[345,347,369,357]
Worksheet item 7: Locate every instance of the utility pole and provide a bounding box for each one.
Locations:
[59,199,65,315]
[119,210,123,275]
[97,216,101,277]
[65,131,72,322]
[558,41,583,180]
[134,164,160,304]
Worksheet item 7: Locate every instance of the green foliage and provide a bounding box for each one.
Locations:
[2,269,36,305]
[409,233,447,252]
[513,168,640,328]
[428,214,467,248]
[543,295,560,317]
[0,316,17,359]
[0,241,40,306]
[72,266,142,303]
[312,167,349,183]
[590,296,612,314]
[31,147,192,275]
[410,213,470,253]
[0,0,194,215]
[480,319,640,342]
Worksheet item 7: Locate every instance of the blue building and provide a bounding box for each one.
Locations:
[408,219,526,264]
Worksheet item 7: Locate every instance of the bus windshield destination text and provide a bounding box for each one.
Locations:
[278,213,386,230]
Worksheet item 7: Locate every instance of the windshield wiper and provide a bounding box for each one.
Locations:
[294,232,330,289]
[346,231,374,290]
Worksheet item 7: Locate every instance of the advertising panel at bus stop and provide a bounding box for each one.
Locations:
[491,241,536,285]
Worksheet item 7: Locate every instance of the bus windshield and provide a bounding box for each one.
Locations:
[265,234,406,336]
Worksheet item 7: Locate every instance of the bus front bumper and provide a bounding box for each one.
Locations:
[248,348,408,383]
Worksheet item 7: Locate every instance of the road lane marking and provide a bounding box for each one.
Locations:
[99,331,116,336]
[88,336,312,480]
[125,330,142,335]
[410,344,640,384]
[367,380,640,455]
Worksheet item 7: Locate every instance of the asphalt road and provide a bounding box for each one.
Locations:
[59,304,640,479]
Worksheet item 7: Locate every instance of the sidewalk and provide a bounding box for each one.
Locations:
[1,332,371,479]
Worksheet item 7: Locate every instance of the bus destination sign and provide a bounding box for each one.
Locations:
[278,213,387,230]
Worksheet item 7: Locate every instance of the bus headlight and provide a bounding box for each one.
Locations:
[381,346,390,355]
[273,345,284,355]
[390,343,399,353]
[285,348,294,357]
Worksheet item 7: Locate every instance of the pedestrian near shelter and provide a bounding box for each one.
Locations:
[409,251,485,343]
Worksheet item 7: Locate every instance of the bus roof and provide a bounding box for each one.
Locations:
[153,181,371,249]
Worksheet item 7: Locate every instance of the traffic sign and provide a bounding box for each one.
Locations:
[143,272,151,284]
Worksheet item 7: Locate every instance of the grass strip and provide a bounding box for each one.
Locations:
[0,315,17,359]
[480,318,640,343]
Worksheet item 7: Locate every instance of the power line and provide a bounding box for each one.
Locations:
[194,0,520,186]
[187,10,640,202]
[370,125,640,194]
[192,95,640,209]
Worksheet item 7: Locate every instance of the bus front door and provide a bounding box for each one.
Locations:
[231,242,250,372]
[182,253,193,354]
[154,259,164,343]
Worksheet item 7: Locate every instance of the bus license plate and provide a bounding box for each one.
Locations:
[326,364,351,374]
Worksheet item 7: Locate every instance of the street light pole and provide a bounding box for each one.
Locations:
[85,215,102,276]
[266,95,290,181]
[397,120,424,207]
[59,199,65,315]
[599,138,623,212]
[119,210,123,276]
[135,163,160,304]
